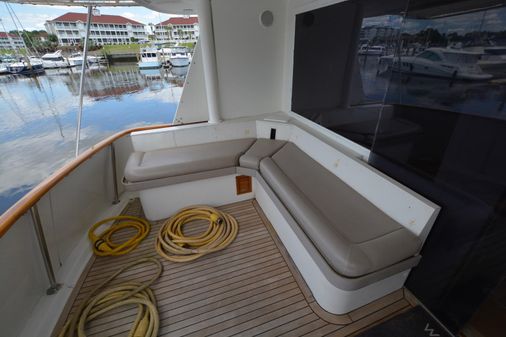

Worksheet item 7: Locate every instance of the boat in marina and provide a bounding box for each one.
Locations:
[68,52,84,67]
[161,46,192,67]
[0,55,16,74]
[7,58,45,75]
[87,54,107,64]
[475,46,506,77]
[40,50,71,69]
[138,47,162,69]
[358,45,386,56]
[68,52,107,67]
[379,47,493,80]
[1,0,506,337]
[0,64,8,75]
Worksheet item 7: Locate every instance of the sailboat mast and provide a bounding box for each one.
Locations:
[75,5,93,157]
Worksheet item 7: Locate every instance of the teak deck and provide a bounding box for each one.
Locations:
[56,199,413,336]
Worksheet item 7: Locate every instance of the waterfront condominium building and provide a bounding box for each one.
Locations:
[45,12,147,46]
[0,32,26,50]
[154,16,199,44]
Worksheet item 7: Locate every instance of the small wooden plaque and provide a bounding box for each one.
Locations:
[236,175,252,195]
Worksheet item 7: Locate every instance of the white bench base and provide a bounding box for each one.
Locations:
[139,173,254,221]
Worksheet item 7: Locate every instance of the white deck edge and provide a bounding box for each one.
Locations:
[19,192,137,337]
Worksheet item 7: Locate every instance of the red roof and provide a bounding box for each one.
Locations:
[0,32,21,38]
[159,16,199,26]
[50,12,143,25]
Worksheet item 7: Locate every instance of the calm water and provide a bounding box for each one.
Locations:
[0,64,187,213]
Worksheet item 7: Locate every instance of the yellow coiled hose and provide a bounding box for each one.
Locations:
[155,206,239,262]
[88,216,150,256]
[58,257,162,337]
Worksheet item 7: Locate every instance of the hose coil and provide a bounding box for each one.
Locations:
[155,205,239,262]
[58,257,162,337]
[88,215,150,256]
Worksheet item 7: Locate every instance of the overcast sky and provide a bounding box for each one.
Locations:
[0,4,176,31]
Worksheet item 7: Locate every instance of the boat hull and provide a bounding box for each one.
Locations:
[358,51,384,56]
[7,63,45,75]
[385,59,493,81]
[138,61,162,70]
[42,60,71,69]
[170,57,191,67]
[69,58,84,67]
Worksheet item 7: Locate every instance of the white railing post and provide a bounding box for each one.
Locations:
[196,0,221,124]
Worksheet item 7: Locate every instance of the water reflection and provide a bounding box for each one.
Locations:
[359,55,506,119]
[358,6,506,119]
[0,64,186,213]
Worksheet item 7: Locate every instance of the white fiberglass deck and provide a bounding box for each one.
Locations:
[56,199,414,336]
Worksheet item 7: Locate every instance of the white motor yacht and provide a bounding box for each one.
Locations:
[68,52,84,67]
[7,57,45,75]
[168,46,192,67]
[0,64,8,75]
[68,53,107,67]
[379,48,493,80]
[138,47,162,69]
[0,55,16,74]
[477,46,506,77]
[358,45,386,56]
[41,50,71,69]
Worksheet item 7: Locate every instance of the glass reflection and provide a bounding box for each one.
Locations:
[369,3,506,336]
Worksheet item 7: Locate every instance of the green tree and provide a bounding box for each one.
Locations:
[48,34,58,43]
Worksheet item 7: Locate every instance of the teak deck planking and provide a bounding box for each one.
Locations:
[56,199,413,337]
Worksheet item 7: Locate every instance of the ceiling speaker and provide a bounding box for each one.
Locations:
[260,10,274,27]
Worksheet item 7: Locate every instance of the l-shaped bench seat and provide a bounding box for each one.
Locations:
[123,138,422,288]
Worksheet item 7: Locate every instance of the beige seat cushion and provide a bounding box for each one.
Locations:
[125,138,255,183]
[239,139,286,170]
[260,143,421,277]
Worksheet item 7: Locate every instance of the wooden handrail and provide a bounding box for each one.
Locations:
[0,122,204,237]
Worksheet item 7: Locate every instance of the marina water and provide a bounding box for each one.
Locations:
[0,64,186,213]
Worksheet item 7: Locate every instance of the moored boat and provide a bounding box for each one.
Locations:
[168,46,192,67]
[358,45,386,56]
[0,64,8,75]
[379,47,493,80]
[68,52,84,67]
[7,58,45,75]
[138,47,162,69]
[0,55,16,74]
[41,50,71,69]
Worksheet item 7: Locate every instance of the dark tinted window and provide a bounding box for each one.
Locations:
[292,1,506,335]
[291,0,407,149]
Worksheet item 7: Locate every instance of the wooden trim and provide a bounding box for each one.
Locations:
[236,175,252,195]
[0,122,206,237]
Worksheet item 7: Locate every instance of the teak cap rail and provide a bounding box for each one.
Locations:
[0,122,205,237]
